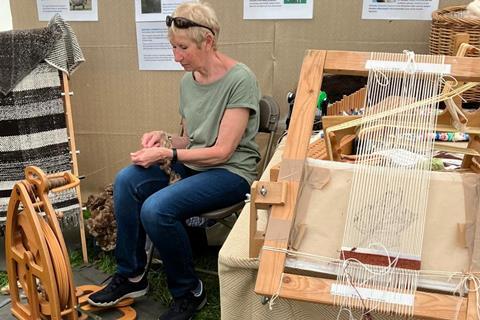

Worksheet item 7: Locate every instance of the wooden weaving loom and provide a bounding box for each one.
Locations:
[252,50,480,319]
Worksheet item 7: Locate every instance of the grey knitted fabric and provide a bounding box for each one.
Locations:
[46,14,85,75]
[0,14,85,95]
[0,24,62,95]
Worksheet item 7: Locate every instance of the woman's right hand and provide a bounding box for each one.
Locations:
[130,147,171,168]
[141,131,167,148]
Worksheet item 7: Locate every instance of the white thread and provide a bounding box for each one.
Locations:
[333,51,444,316]
[336,306,356,320]
[441,74,459,87]
[337,242,405,315]
[373,69,389,87]
[268,272,285,311]
[403,50,416,74]
[453,273,480,320]
[262,245,460,277]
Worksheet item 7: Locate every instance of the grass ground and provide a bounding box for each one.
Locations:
[0,230,221,319]
[0,272,7,291]
[71,231,222,319]
[1,202,222,320]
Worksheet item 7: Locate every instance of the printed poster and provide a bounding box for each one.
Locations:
[362,0,439,20]
[134,0,192,70]
[244,0,313,20]
[136,22,182,71]
[36,0,98,21]
[135,0,185,22]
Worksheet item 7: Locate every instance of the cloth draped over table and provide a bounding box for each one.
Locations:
[0,14,85,234]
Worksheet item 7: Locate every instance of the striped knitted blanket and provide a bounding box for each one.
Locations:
[0,63,81,233]
[0,15,85,234]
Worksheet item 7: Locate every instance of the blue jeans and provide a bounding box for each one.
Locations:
[114,162,249,298]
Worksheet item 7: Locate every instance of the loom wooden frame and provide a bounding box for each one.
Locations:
[254,50,480,320]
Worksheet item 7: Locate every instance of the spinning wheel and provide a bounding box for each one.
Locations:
[5,166,136,320]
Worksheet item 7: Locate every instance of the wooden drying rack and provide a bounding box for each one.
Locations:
[251,49,480,320]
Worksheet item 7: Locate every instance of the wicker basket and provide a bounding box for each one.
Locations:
[430,5,480,102]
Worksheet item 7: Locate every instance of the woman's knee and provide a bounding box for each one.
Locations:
[140,199,174,229]
[114,165,139,189]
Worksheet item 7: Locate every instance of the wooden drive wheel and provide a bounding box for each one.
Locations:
[5,166,137,320]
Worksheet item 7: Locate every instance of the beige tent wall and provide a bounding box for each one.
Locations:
[10,0,469,196]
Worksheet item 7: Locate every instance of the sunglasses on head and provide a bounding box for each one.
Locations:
[166,15,215,36]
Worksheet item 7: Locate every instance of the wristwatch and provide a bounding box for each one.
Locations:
[171,148,178,163]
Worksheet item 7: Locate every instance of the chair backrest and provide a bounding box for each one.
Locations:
[258,95,280,174]
[258,95,280,133]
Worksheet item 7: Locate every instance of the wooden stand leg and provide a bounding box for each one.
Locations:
[62,72,88,263]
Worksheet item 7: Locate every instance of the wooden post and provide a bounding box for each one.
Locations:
[465,280,478,320]
[255,49,327,296]
[62,72,88,264]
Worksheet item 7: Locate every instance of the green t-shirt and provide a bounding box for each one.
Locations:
[179,63,261,184]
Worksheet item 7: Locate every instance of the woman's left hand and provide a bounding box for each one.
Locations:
[130,147,171,168]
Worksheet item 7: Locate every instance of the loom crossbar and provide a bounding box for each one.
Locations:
[323,50,480,82]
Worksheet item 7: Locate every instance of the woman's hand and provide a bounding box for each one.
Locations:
[141,131,168,148]
[130,147,172,168]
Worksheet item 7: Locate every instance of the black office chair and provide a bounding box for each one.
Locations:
[145,95,280,267]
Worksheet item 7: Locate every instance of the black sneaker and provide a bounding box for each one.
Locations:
[158,282,207,320]
[88,273,148,307]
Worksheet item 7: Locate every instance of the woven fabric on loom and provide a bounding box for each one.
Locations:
[0,62,81,234]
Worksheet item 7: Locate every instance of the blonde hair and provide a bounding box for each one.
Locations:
[168,2,220,49]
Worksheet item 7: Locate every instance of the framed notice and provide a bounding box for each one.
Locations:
[37,0,98,21]
[244,0,313,20]
[362,0,439,20]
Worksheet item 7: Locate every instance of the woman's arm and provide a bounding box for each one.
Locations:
[177,107,250,166]
[171,118,190,149]
[131,109,249,168]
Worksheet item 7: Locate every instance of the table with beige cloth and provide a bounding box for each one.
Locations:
[218,141,360,320]
[218,142,333,320]
[218,140,480,320]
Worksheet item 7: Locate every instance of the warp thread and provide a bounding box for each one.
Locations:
[454,272,480,320]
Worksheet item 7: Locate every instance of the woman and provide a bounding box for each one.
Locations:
[88,2,260,320]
